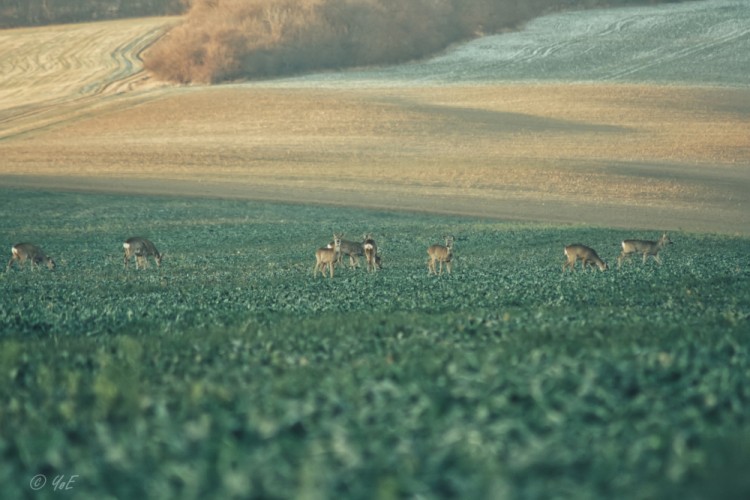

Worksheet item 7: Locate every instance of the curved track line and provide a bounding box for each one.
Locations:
[0,18,176,141]
[601,20,750,81]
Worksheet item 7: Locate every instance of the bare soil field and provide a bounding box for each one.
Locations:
[1,17,748,235]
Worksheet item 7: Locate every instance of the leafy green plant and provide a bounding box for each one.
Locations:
[1,189,748,499]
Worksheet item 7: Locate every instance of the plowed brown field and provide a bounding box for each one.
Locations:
[1,18,748,234]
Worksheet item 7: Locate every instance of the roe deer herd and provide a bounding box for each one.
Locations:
[563,233,672,272]
[5,231,673,278]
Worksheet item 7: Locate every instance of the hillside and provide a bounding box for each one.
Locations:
[0,17,177,139]
[144,0,690,84]
[0,1,748,235]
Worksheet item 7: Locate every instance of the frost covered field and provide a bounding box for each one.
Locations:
[274,0,750,87]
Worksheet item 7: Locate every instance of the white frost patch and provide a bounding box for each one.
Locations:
[259,0,749,88]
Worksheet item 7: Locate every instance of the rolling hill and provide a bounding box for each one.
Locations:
[0,0,748,234]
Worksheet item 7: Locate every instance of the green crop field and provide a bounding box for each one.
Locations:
[1,188,748,499]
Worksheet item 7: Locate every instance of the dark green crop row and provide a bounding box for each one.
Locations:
[1,189,748,499]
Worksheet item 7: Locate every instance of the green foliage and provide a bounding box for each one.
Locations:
[1,189,749,498]
[0,0,188,28]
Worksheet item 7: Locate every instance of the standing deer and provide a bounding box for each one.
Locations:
[330,235,367,269]
[314,233,342,278]
[123,237,162,270]
[6,243,56,271]
[618,232,672,268]
[428,236,454,275]
[563,244,608,272]
[363,233,381,272]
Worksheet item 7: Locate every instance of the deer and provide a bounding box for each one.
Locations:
[329,235,367,269]
[563,244,608,272]
[6,243,56,271]
[428,235,454,275]
[123,237,162,270]
[314,233,342,278]
[618,232,673,268]
[363,233,381,272]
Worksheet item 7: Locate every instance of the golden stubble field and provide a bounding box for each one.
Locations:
[1,17,748,234]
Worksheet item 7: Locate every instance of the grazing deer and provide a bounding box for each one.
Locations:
[329,235,367,269]
[6,243,56,271]
[428,236,454,275]
[363,233,381,272]
[563,244,608,272]
[618,232,672,268]
[314,233,342,278]
[123,237,162,270]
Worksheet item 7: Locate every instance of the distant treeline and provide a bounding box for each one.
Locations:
[0,0,189,28]
[144,0,688,84]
